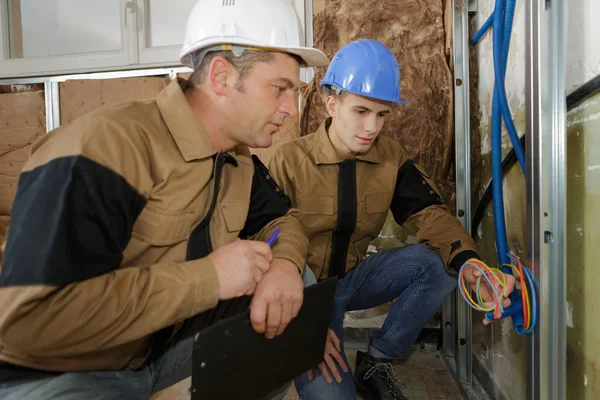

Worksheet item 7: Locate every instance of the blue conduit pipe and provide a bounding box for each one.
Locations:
[493,0,526,174]
[473,2,526,174]
[491,0,509,267]
[473,0,533,333]
[472,13,493,45]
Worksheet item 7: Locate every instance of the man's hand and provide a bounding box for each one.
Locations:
[307,328,348,384]
[208,240,272,300]
[462,263,517,325]
[250,258,303,339]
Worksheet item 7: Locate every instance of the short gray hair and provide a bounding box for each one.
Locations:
[185,50,276,93]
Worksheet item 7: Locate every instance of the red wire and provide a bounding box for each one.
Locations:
[517,257,529,329]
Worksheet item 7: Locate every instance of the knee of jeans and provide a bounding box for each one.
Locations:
[294,373,354,400]
[417,246,457,290]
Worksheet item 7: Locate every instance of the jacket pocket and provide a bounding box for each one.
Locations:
[132,207,195,246]
[220,201,249,233]
[294,192,334,215]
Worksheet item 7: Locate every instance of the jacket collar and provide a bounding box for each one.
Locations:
[156,78,217,162]
[312,118,381,165]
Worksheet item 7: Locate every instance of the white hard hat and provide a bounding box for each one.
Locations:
[179,0,328,69]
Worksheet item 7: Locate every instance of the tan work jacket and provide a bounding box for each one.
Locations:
[268,118,477,280]
[0,79,307,373]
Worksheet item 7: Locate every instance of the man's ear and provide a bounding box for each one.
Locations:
[206,56,233,96]
[325,96,337,117]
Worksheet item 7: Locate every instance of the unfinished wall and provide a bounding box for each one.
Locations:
[0,84,46,262]
[564,1,600,398]
[472,0,600,399]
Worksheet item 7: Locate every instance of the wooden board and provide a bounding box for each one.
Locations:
[0,90,46,219]
[59,76,169,124]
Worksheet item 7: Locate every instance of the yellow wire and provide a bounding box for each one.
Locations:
[462,258,533,330]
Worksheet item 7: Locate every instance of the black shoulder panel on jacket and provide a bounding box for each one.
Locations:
[0,156,147,287]
[390,160,444,225]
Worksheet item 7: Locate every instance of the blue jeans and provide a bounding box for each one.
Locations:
[294,244,457,400]
[0,269,317,400]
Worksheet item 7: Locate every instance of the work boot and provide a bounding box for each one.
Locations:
[354,350,408,400]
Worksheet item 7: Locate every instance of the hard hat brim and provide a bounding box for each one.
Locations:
[179,37,329,69]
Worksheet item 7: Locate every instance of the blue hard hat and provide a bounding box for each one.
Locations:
[320,39,407,104]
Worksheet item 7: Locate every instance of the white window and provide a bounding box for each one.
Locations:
[136,0,197,65]
[0,0,311,79]
[0,0,136,78]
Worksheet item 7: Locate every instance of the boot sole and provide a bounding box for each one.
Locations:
[354,379,378,399]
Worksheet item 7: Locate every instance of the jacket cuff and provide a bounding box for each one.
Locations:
[449,250,480,273]
[272,243,305,274]
[182,257,220,316]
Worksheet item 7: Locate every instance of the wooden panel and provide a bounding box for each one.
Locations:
[0,90,46,218]
[60,76,169,124]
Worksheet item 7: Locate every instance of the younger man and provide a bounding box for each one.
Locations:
[269,39,515,400]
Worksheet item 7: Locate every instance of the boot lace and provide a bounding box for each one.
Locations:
[363,360,407,397]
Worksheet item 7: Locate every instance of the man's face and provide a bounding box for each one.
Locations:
[327,93,392,156]
[226,53,300,149]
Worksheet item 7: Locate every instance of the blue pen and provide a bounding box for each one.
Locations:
[266,228,281,247]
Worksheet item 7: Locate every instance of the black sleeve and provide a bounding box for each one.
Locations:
[390,160,444,225]
[239,155,291,239]
[0,156,147,287]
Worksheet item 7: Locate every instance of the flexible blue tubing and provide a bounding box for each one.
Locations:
[472,13,493,45]
[494,7,527,173]
[473,7,526,174]
[491,0,531,333]
[492,0,509,266]
[471,0,536,334]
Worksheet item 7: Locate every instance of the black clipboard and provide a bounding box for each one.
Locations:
[191,277,338,400]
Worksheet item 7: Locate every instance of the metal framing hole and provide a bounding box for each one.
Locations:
[460,338,467,346]
[456,78,463,86]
